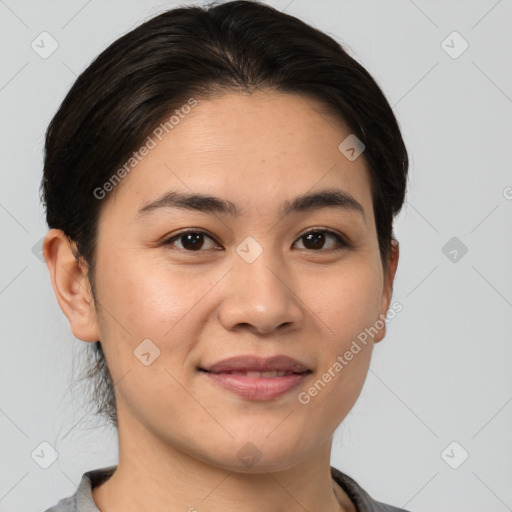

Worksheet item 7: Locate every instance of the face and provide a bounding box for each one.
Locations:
[48,90,398,473]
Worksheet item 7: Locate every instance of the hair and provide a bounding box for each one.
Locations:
[40,0,408,428]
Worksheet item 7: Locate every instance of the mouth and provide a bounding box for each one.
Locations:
[199,355,312,401]
[203,369,301,377]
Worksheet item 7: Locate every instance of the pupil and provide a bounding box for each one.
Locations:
[182,233,204,250]
[304,232,325,250]
[179,232,328,251]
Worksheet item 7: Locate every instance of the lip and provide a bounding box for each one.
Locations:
[199,355,312,401]
[201,355,311,374]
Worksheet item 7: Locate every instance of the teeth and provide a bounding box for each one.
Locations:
[228,370,292,378]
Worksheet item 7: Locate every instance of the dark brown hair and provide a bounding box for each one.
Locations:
[40,0,408,427]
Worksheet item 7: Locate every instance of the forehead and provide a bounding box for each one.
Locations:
[101,90,373,221]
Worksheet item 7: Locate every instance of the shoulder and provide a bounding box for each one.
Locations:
[331,466,412,512]
[43,466,117,512]
[43,495,75,512]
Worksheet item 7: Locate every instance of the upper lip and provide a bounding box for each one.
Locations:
[201,355,311,374]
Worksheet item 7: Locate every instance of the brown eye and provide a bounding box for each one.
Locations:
[163,230,220,251]
[294,230,349,251]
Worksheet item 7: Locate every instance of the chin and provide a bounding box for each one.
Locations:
[193,431,319,474]
[210,453,306,475]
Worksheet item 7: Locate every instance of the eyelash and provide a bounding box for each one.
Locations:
[161,227,351,253]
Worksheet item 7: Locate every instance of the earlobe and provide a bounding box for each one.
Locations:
[374,239,400,343]
[43,229,100,342]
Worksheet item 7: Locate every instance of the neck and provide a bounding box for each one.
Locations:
[92,412,353,512]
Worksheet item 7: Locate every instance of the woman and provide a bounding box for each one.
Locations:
[41,1,409,510]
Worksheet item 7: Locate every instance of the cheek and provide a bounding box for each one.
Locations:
[301,257,382,403]
[91,252,218,405]
[307,256,384,346]
[296,269,380,436]
[92,253,212,430]
[95,250,217,343]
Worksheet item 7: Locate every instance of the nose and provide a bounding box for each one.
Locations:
[217,249,304,336]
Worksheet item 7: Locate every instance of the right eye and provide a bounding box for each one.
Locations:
[162,229,222,252]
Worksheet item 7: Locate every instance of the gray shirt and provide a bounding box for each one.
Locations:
[44,465,411,512]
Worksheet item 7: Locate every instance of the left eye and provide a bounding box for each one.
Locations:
[162,229,348,252]
[293,229,348,251]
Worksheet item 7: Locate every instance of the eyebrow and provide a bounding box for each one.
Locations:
[136,188,366,222]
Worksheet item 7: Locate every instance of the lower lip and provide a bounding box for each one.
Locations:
[203,371,310,400]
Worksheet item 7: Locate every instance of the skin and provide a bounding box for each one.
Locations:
[44,90,399,512]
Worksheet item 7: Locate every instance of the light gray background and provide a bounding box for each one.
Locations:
[1,1,511,511]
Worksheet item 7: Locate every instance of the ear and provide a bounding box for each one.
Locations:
[43,229,100,342]
[374,238,399,343]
